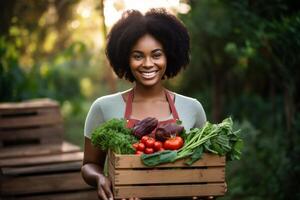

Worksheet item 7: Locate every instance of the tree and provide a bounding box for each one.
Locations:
[180,0,300,199]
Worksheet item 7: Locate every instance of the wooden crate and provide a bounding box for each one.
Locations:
[0,98,97,199]
[108,151,226,199]
[0,99,63,147]
[0,142,95,199]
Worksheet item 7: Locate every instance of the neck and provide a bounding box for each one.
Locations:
[133,83,166,101]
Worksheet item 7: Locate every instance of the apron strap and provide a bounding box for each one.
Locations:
[124,88,134,119]
[165,90,179,120]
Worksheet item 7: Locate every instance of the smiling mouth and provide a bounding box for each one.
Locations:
[140,70,159,79]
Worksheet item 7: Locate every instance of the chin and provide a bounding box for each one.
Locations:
[137,78,161,87]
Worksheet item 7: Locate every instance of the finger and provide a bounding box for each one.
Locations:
[192,197,198,200]
[103,182,114,200]
[97,188,108,200]
[134,198,141,200]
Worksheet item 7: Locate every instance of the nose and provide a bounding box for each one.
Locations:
[143,56,154,67]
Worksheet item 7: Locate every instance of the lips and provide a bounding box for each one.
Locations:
[140,70,159,79]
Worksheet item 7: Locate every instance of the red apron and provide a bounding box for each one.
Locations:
[124,88,180,137]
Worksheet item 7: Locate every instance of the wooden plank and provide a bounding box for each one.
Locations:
[0,108,62,128]
[0,142,80,159]
[0,152,83,167]
[108,159,115,187]
[110,151,225,168]
[113,183,226,199]
[113,167,224,185]
[0,172,93,195]
[0,99,58,112]
[0,125,63,142]
[14,190,97,200]
[1,161,82,176]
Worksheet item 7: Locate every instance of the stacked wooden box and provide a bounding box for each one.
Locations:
[0,99,96,200]
[108,150,226,199]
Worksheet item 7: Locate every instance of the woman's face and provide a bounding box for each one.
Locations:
[129,34,167,87]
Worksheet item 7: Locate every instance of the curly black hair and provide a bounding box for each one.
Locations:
[106,8,190,82]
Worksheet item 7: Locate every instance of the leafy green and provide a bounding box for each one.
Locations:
[185,145,203,166]
[177,117,243,163]
[91,118,138,154]
[141,117,243,166]
[141,150,177,167]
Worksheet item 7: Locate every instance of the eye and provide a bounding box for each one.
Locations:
[132,53,143,60]
[152,52,162,59]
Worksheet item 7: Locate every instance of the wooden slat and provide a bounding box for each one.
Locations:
[1,161,82,176]
[14,190,97,200]
[0,172,93,195]
[113,183,226,198]
[113,167,224,185]
[0,152,83,167]
[0,99,58,112]
[108,158,115,187]
[0,125,63,142]
[0,142,80,159]
[0,108,62,128]
[110,151,225,168]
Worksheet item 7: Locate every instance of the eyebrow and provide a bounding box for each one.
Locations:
[131,49,163,54]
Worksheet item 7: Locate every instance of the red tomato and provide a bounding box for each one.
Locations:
[137,143,145,151]
[141,136,150,144]
[132,142,139,150]
[145,137,155,148]
[163,136,184,150]
[144,147,154,154]
[135,150,143,155]
[176,136,184,147]
[153,141,163,151]
[159,147,165,151]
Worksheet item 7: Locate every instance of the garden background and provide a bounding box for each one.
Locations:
[1,0,299,199]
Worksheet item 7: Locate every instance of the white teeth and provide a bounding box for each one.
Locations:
[141,71,157,79]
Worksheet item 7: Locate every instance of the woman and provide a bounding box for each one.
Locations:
[81,8,206,200]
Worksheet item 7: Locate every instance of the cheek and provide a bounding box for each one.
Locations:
[157,58,167,70]
[129,59,141,70]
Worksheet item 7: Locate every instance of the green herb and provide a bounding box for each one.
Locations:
[91,118,138,154]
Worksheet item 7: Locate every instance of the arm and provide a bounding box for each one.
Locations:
[82,97,139,200]
[81,137,113,200]
[81,98,113,200]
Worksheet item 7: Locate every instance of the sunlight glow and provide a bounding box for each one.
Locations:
[71,20,80,29]
[104,0,190,27]
[77,2,92,18]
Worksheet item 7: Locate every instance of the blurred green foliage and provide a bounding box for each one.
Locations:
[0,0,300,199]
[179,0,300,199]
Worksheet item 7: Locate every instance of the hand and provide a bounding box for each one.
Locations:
[192,197,213,200]
[96,174,114,200]
[191,182,227,200]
